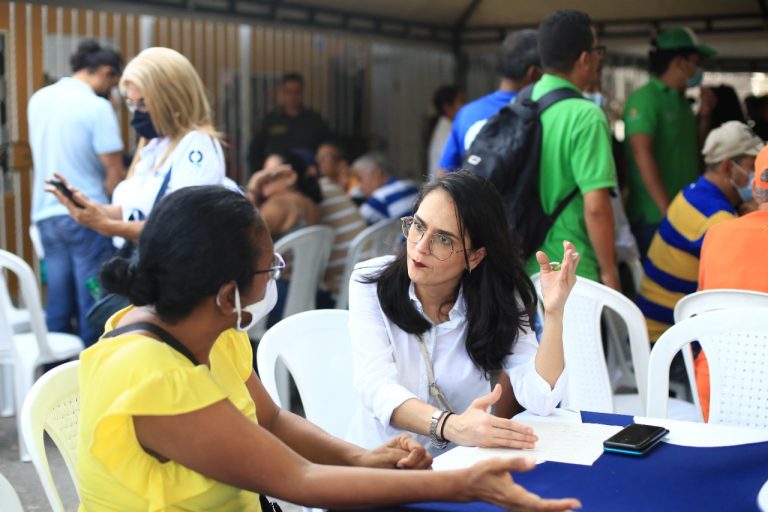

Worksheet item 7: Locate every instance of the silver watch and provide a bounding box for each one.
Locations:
[430,409,448,449]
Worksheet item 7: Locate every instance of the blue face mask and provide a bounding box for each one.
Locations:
[131,111,159,140]
[687,67,703,88]
[729,162,754,203]
[583,92,605,109]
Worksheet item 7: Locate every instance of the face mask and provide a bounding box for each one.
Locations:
[584,92,605,109]
[729,162,754,203]
[131,110,159,140]
[686,67,703,88]
[227,280,278,332]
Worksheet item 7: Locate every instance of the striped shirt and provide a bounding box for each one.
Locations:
[359,177,419,225]
[319,177,367,296]
[636,177,736,341]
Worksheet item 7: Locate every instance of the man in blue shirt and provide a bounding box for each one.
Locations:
[438,30,542,172]
[28,39,124,345]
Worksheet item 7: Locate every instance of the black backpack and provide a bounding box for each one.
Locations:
[462,84,585,260]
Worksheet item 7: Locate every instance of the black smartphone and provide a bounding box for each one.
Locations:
[49,179,84,208]
[603,423,669,456]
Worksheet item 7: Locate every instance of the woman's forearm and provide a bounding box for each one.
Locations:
[534,311,565,388]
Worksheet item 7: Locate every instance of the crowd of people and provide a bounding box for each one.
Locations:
[19,5,768,511]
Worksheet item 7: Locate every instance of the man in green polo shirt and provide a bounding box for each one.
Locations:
[524,10,618,289]
[624,27,717,259]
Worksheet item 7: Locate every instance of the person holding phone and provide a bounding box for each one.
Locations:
[76,185,581,511]
[346,171,578,453]
[29,39,125,345]
[49,47,234,250]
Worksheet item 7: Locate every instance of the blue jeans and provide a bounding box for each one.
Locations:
[37,216,115,346]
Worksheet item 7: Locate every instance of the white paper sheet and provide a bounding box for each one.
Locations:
[432,421,622,470]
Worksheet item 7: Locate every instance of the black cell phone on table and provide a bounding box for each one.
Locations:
[49,179,84,208]
[603,423,669,456]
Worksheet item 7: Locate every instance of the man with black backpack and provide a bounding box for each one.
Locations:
[531,10,618,289]
[463,10,618,289]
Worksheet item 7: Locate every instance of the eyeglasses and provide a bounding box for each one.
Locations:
[124,97,148,113]
[589,45,607,57]
[401,216,465,261]
[253,252,286,281]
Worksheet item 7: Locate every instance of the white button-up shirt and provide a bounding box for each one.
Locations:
[345,256,566,452]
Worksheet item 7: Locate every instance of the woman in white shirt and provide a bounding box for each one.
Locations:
[346,171,579,452]
[50,47,232,242]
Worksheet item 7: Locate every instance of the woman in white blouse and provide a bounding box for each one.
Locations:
[346,171,579,452]
[50,47,233,242]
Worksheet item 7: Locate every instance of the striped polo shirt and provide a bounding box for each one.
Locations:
[636,176,736,341]
[319,177,367,296]
[359,177,419,225]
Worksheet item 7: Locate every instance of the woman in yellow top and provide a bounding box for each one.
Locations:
[77,185,581,512]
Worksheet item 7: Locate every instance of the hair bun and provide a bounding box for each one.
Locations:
[100,256,135,296]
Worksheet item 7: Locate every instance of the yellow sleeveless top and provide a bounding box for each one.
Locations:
[77,307,262,511]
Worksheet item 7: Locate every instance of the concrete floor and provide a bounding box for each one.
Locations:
[0,415,78,511]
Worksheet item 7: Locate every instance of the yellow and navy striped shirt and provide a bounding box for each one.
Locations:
[636,177,736,341]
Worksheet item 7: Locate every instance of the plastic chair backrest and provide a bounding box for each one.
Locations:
[647,307,768,428]
[0,250,53,360]
[0,472,24,512]
[274,226,334,318]
[673,289,768,414]
[20,359,80,512]
[531,274,651,413]
[257,310,355,438]
[336,219,402,309]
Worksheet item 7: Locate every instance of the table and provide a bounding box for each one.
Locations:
[377,411,768,512]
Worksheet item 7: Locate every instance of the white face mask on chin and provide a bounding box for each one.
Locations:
[225,280,278,332]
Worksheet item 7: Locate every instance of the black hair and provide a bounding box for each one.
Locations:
[362,171,537,375]
[319,138,349,163]
[70,39,123,74]
[498,29,540,80]
[648,47,697,76]
[281,72,304,86]
[432,85,461,116]
[711,85,746,128]
[100,186,266,323]
[271,150,323,204]
[537,10,594,73]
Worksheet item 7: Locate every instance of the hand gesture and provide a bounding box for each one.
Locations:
[462,457,581,511]
[446,385,538,449]
[46,173,111,234]
[536,240,579,315]
[357,433,433,470]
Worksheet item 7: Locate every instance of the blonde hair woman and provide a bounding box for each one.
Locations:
[49,46,234,244]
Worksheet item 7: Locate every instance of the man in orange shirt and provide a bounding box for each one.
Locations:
[695,144,768,419]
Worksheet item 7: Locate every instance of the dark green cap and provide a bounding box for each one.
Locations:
[655,27,716,57]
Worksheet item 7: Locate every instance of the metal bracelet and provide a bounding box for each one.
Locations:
[430,409,449,450]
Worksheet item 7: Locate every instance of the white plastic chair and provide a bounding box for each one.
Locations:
[759,478,768,512]
[531,274,698,420]
[335,218,403,310]
[647,307,768,428]
[20,359,80,512]
[257,310,355,439]
[0,472,24,512]
[673,289,768,418]
[0,271,33,417]
[0,250,84,460]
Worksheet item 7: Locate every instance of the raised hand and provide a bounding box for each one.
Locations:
[535,240,579,315]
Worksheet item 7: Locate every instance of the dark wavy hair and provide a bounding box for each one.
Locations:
[363,171,537,375]
[100,186,267,323]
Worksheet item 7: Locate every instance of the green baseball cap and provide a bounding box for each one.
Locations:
[655,27,716,57]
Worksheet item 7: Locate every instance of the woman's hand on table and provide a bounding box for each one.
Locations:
[444,384,538,449]
[536,240,580,315]
[354,433,433,469]
[461,456,581,511]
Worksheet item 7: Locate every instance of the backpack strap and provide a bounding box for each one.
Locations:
[102,321,199,366]
[535,87,587,113]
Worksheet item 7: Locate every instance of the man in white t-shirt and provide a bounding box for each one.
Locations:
[28,39,125,345]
